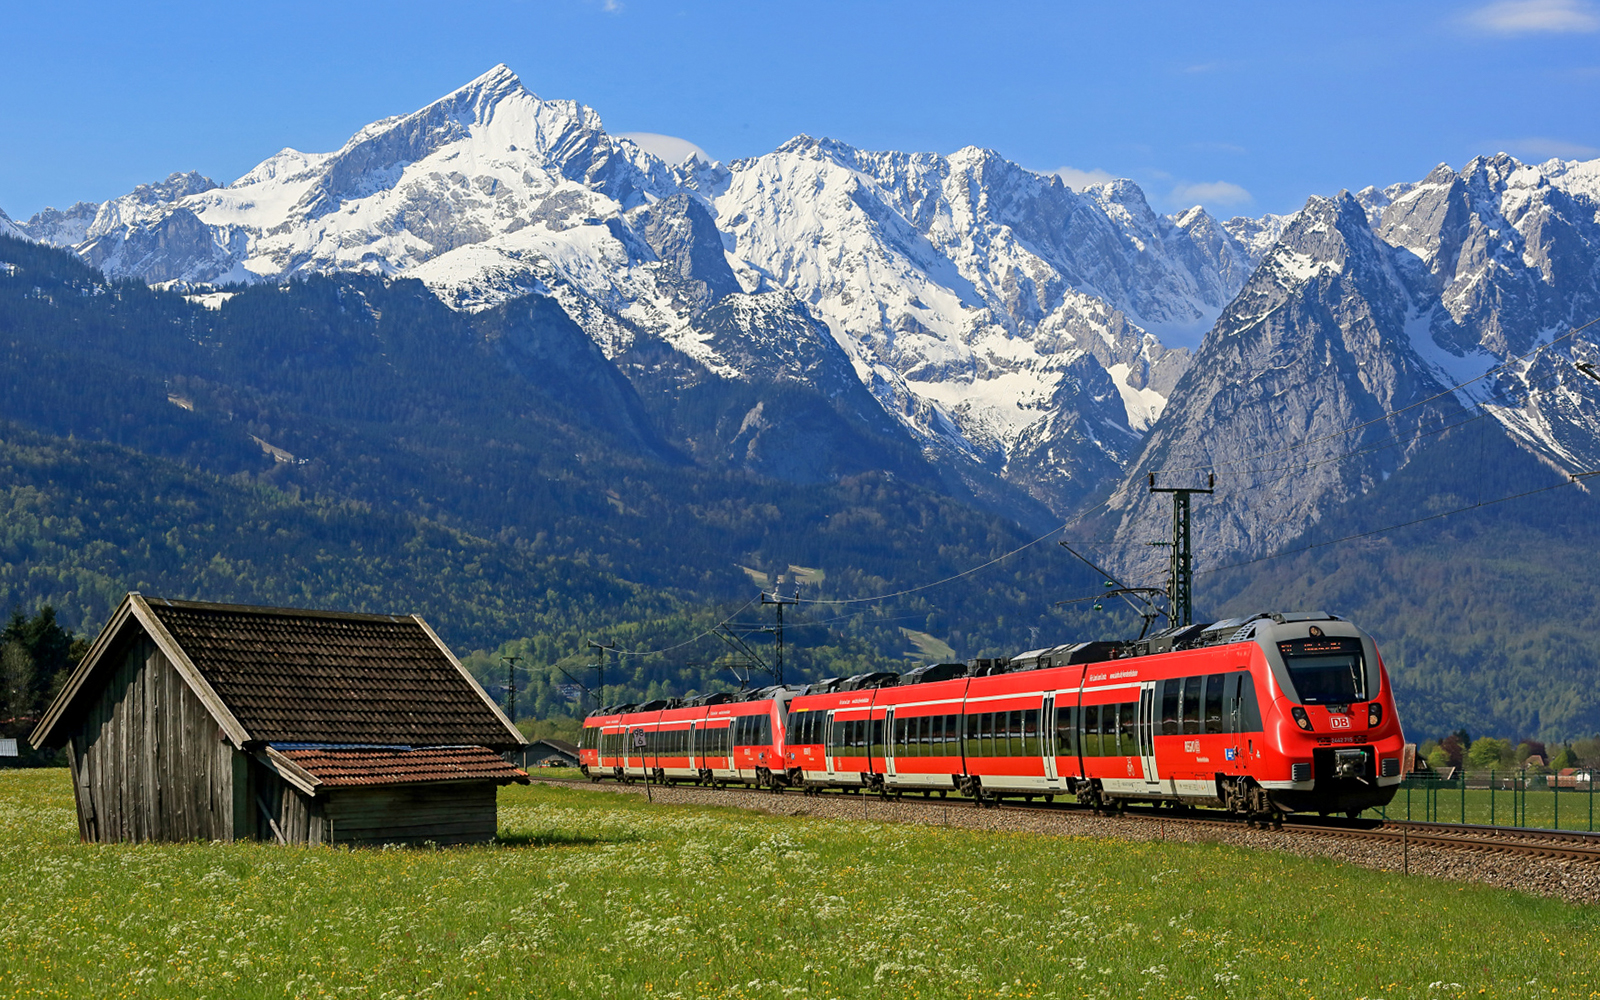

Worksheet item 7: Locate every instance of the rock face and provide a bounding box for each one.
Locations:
[1103,154,1600,583]
[1,66,1266,517]
[9,66,1600,558]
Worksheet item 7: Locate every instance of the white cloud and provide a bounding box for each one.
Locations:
[617,132,710,165]
[1053,166,1117,190]
[1170,180,1253,208]
[1464,0,1599,34]
[1490,136,1600,159]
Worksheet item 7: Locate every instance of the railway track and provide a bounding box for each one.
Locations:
[535,773,1600,864]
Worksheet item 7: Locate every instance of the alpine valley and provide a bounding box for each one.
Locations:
[5,65,1600,740]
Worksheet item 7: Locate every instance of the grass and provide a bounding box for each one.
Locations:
[900,628,956,662]
[1380,783,1600,831]
[1,769,1598,999]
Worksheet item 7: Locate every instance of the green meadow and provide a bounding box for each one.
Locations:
[1,769,1596,1000]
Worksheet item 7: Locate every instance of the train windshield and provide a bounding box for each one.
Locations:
[1277,638,1366,704]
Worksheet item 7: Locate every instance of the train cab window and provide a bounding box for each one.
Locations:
[1082,704,1100,757]
[1182,676,1202,735]
[1055,705,1076,757]
[1161,680,1181,737]
[1203,674,1225,733]
[1277,637,1367,704]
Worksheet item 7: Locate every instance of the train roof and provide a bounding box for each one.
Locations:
[581,610,1348,719]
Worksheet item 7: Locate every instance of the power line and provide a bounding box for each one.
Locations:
[609,595,762,657]
[790,516,1085,606]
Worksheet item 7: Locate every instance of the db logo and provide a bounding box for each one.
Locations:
[1329,715,1351,730]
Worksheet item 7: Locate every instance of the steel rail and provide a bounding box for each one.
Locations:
[539,773,1600,863]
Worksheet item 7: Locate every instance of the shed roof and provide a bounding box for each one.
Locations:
[31,594,525,751]
[265,745,530,791]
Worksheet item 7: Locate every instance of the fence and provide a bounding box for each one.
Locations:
[1372,770,1598,831]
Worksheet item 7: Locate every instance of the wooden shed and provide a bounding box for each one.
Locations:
[29,593,529,846]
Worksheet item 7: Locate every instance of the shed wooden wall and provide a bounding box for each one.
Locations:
[324,782,499,846]
[65,636,243,843]
[251,761,330,846]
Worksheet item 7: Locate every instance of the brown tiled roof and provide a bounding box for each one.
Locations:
[144,598,519,747]
[276,745,529,787]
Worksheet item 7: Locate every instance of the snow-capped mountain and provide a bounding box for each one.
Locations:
[1103,152,1600,582]
[4,65,1265,515]
[17,65,1600,560]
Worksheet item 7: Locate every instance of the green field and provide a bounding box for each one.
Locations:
[1,770,1597,1000]
[1380,781,1600,831]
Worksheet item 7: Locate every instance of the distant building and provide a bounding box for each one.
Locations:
[30,594,528,846]
[508,738,580,769]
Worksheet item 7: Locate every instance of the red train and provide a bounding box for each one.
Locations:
[578,611,1405,821]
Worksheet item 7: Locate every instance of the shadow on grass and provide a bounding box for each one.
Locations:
[494,829,645,849]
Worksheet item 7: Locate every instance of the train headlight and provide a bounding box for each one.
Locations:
[1367,703,1383,728]
[1291,707,1313,732]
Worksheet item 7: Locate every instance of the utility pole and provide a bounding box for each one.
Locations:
[500,654,522,722]
[1148,472,1215,628]
[760,591,798,687]
[586,640,616,709]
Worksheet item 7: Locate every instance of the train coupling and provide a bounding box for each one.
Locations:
[1333,748,1369,783]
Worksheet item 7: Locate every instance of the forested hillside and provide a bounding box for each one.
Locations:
[0,237,1100,713]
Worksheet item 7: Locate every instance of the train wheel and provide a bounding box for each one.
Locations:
[939,789,947,799]
[1346,810,1361,820]
[1044,794,1054,804]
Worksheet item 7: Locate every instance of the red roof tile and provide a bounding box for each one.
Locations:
[277,745,530,787]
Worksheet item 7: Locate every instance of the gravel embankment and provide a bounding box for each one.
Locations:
[533,778,1600,904]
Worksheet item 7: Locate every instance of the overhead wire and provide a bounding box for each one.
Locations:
[606,315,1600,651]
[609,594,762,657]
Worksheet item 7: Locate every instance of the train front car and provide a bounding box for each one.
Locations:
[1246,613,1405,818]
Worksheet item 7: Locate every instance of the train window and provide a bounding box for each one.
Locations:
[979,712,994,757]
[872,718,886,757]
[965,713,978,746]
[1203,674,1225,733]
[1005,710,1020,757]
[1082,704,1100,757]
[1182,676,1202,735]
[1115,703,1133,756]
[1234,673,1263,732]
[1161,680,1180,737]
[1055,705,1076,757]
[1023,709,1040,756]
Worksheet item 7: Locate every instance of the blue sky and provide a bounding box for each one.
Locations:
[2,0,1598,220]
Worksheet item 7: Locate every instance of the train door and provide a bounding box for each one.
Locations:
[688,722,698,771]
[1041,695,1058,782]
[884,708,897,778]
[824,711,838,779]
[1137,682,1159,785]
